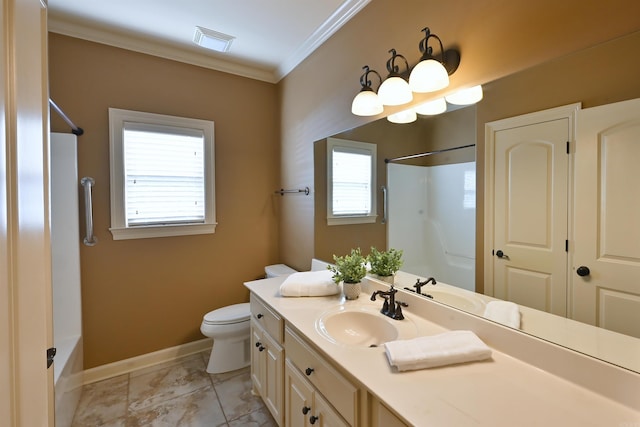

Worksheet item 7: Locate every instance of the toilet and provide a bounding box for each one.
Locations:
[200,264,297,374]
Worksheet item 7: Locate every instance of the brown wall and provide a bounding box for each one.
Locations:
[49,34,281,368]
[278,0,640,271]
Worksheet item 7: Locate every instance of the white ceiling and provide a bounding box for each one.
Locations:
[47,0,370,83]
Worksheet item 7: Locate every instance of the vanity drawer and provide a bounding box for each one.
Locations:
[285,325,358,425]
[250,294,283,344]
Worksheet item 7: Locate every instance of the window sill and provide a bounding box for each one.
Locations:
[327,215,377,226]
[109,222,217,240]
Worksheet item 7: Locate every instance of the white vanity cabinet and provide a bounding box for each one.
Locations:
[284,325,358,426]
[250,295,284,425]
[284,359,349,427]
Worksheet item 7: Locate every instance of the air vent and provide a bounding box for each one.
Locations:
[193,26,234,52]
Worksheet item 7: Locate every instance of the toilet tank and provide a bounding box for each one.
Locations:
[265,264,297,278]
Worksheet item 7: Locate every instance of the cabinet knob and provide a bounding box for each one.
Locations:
[256,313,264,319]
[309,415,318,424]
[305,367,314,376]
[302,406,311,415]
[255,342,262,348]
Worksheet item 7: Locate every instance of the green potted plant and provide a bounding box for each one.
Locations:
[328,248,367,300]
[367,247,403,284]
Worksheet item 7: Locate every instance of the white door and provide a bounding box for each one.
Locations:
[573,98,640,338]
[1,0,54,426]
[485,105,577,316]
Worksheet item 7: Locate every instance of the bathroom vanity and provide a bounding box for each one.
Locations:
[245,275,640,426]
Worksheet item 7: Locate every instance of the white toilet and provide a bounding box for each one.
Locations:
[200,263,297,374]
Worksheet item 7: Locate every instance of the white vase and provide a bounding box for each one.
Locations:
[342,282,361,300]
[370,274,395,285]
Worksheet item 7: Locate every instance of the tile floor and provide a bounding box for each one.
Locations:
[71,351,277,426]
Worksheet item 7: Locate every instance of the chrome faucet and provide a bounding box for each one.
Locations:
[370,285,407,320]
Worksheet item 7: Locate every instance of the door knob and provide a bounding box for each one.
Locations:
[576,266,590,277]
[495,250,509,259]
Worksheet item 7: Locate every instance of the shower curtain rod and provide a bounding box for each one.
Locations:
[49,98,84,136]
[385,143,475,163]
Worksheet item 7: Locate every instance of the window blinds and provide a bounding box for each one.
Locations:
[123,122,205,226]
[331,149,372,215]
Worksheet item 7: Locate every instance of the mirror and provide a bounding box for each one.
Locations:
[314,30,640,373]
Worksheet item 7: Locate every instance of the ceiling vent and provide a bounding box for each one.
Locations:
[193,26,235,53]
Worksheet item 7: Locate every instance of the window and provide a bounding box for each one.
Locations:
[327,138,377,225]
[109,108,216,240]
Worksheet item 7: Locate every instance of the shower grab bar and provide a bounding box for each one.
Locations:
[80,177,97,246]
[381,186,388,224]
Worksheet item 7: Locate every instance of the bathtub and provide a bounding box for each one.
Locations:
[51,133,84,426]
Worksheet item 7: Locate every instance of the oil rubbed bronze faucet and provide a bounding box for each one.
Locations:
[370,285,407,320]
[413,277,436,295]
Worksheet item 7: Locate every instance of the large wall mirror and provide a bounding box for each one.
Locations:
[314,30,640,373]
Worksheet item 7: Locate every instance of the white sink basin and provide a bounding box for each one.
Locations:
[422,289,485,314]
[316,305,417,347]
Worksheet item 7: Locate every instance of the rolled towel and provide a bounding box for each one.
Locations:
[384,330,492,371]
[279,270,340,297]
[483,300,521,329]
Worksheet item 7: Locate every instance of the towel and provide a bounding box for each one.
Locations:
[279,270,340,297]
[384,330,492,371]
[483,301,521,329]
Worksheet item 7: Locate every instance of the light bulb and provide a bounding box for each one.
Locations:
[351,90,383,116]
[409,59,449,93]
[378,76,413,106]
[445,85,483,105]
[415,98,447,115]
[387,109,417,124]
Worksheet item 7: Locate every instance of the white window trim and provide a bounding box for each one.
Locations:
[108,108,217,240]
[327,137,377,226]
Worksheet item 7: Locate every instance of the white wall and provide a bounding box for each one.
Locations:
[388,162,475,291]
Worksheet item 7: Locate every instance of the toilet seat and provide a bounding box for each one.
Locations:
[203,302,250,325]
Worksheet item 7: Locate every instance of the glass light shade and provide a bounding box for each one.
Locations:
[377,76,413,106]
[445,85,484,105]
[351,90,384,116]
[408,59,450,93]
[414,97,447,115]
[387,109,417,124]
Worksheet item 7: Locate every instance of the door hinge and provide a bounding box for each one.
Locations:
[565,240,569,252]
[47,347,56,369]
[566,141,570,154]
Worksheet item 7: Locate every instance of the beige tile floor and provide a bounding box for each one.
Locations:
[71,351,277,426]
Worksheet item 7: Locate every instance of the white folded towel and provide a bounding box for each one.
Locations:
[279,270,340,297]
[384,330,492,371]
[483,301,521,329]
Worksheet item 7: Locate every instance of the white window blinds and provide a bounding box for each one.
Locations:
[331,149,372,215]
[123,122,205,226]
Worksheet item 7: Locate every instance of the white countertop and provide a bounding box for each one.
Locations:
[245,276,640,426]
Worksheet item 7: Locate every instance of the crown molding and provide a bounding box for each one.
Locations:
[276,0,371,80]
[48,14,278,83]
[48,0,370,84]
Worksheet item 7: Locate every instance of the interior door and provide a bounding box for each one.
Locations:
[573,98,640,338]
[490,118,570,315]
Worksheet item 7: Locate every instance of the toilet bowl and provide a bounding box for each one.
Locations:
[201,264,297,374]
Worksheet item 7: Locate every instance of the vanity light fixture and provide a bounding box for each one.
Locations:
[414,97,447,115]
[377,49,413,106]
[445,85,484,105]
[193,26,235,53]
[409,27,460,93]
[351,66,384,116]
[387,109,417,124]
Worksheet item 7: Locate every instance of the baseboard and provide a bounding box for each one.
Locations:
[82,338,213,385]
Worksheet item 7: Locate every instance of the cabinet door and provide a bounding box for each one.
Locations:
[285,360,314,427]
[313,392,349,427]
[250,322,265,395]
[263,330,284,425]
